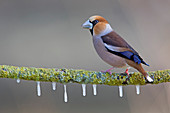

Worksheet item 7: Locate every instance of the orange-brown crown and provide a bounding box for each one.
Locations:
[89,15,108,24]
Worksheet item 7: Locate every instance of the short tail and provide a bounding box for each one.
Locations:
[126,60,153,82]
[146,75,153,82]
[136,64,153,82]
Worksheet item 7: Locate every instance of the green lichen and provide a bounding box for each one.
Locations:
[0,65,169,86]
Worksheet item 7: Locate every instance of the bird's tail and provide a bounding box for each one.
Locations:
[137,65,153,82]
[146,75,154,82]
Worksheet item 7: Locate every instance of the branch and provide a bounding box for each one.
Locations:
[0,65,169,86]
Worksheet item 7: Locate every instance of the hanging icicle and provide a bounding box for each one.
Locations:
[37,81,41,96]
[118,86,123,97]
[136,85,140,95]
[64,84,68,102]
[52,82,56,91]
[92,84,97,96]
[16,78,20,83]
[82,84,86,96]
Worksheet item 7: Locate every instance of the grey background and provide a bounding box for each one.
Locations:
[0,0,170,113]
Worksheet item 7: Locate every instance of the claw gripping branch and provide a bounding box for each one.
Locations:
[0,65,170,86]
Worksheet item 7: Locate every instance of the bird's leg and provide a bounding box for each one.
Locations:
[124,67,131,78]
[122,67,131,84]
[125,69,129,76]
[101,67,114,75]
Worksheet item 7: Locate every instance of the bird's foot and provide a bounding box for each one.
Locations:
[125,69,130,77]
[101,67,114,75]
[122,68,131,84]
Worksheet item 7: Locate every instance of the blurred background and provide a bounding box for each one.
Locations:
[0,0,170,113]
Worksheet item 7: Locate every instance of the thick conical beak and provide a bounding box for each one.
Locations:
[82,20,93,29]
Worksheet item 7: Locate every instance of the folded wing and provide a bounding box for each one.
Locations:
[102,31,149,66]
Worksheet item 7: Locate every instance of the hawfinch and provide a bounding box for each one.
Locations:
[82,15,153,82]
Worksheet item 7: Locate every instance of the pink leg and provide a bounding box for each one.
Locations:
[125,68,131,78]
[101,67,114,75]
[125,69,129,75]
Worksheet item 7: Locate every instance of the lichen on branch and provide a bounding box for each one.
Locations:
[0,65,170,86]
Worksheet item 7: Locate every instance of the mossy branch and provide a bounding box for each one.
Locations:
[0,65,170,86]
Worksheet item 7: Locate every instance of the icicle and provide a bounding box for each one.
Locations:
[37,81,41,96]
[119,86,123,97]
[82,84,86,96]
[16,78,20,83]
[64,84,68,102]
[52,82,56,90]
[136,85,140,95]
[93,84,97,95]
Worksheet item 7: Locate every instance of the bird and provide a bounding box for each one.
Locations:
[82,15,153,82]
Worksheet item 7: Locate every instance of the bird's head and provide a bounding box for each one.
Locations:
[82,15,112,35]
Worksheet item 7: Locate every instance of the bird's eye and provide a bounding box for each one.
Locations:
[89,20,99,28]
[91,20,99,26]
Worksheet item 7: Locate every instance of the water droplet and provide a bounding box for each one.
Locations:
[16,78,20,83]
[93,84,97,95]
[64,84,68,102]
[37,81,41,96]
[82,84,86,96]
[136,85,140,95]
[52,82,56,90]
[119,86,123,97]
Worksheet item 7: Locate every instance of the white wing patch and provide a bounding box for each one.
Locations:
[104,43,120,52]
